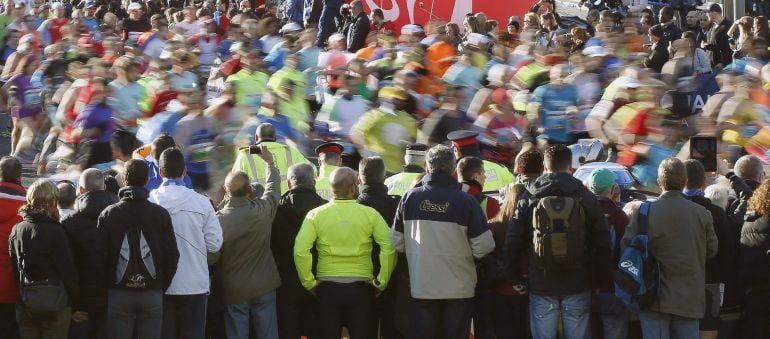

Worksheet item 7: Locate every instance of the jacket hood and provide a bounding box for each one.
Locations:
[119,186,150,202]
[149,184,198,214]
[527,172,584,198]
[75,190,119,219]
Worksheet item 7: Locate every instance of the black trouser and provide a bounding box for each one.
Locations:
[67,309,106,339]
[741,288,770,339]
[276,282,319,339]
[0,302,18,339]
[316,281,375,339]
[412,297,474,339]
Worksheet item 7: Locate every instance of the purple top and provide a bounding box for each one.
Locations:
[75,103,114,143]
[8,74,42,119]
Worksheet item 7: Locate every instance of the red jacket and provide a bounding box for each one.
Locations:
[0,182,26,303]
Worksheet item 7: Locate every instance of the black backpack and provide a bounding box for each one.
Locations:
[115,225,157,289]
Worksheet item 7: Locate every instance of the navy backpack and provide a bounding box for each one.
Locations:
[613,201,660,311]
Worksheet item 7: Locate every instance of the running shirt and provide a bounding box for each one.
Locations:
[48,18,68,43]
[352,108,417,174]
[531,83,579,143]
[226,69,269,109]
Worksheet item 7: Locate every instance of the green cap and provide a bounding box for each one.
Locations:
[588,168,617,195]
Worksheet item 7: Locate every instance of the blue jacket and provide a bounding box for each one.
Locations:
[391,172,495,299]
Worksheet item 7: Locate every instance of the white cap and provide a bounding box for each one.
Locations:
[467,33,490,46]
[281,22,303,34]
[583,45,608,57]
[51,1,63,10]
[127,2,142,10]
[400,24,424,36]
[328,33,345,44]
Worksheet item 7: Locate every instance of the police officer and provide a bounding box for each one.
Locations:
[231,123,314,193]
[314,142,344,200]
[447,130,515,193]
[385,143,428,196]
[457,156,500,219]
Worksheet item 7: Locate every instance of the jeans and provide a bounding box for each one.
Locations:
[637,310,698,339]
[411,297,474,339]
[593,292,629,339]
[107,289,163,339]
[316,281,375,339]
[68,310,106,339]
[16,306,71,339]
[316,0,342,46]
[0,303,18,339]
[224,290,278,339]
[472,289,496,339]
[529,292,591,339]
[162,293,208,339]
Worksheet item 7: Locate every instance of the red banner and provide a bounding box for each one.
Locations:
[362,0,534,34]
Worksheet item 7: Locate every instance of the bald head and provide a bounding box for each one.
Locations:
[225,171,252,197]
[255,123,277,143]
[79,168,105,193]
[330,167,358,199]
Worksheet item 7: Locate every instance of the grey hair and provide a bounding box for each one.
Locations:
[735,155,765,182]
[426,145,456,174]
[658,157,687,191]
[705,184,730,211]
[79,168,105,193]
[288,163,316,187]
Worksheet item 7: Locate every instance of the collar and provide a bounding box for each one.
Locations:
[162,178,187,187]
[683,188,705,197]
[460,180,483,196]
[403,164,424,173]
[225,195,251,207]
[330,198,357,203]
[360,183,388,195]
[422,172,459,187]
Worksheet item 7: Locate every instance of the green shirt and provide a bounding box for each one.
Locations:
[294,199,397,291]
[231,141,314,193]
[352,108,417,174]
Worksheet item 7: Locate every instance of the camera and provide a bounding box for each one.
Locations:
[248,145,262,155]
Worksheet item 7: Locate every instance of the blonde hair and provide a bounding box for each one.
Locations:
[749,179,770,216]
[19,179,58,218]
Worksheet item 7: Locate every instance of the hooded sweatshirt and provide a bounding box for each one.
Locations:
[510,172,612,296]
[150,179,223,295]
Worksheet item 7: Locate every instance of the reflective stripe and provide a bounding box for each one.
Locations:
[245,151,262,184]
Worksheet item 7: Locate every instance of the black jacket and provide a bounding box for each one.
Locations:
[271,187,326,294]
[643,42,670,73]
[94,186,179,293]
[344,12,370,52]
[61,190,118,311]
[688,195,736,284]
[507,172,612,296]
[9,212,80,308]
[357,184,400,225]
[739,212,770,290]
[704,18,733,68]
[727,172,760,227]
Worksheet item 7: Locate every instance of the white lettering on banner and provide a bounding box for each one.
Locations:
[365,0,401,22]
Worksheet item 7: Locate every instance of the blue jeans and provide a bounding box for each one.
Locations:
[595,293,629,339]
[412,297,473,339]
[162,293,208,339]
[638,310,699,339]
[529,292,591,339]
[224,290,278,339]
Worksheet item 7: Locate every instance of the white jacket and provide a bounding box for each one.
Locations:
[150,182,223,295]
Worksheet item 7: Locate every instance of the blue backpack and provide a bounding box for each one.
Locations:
[613,202,660,311]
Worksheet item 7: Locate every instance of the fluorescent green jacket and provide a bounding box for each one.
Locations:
[231,141,314,193]
[226,69,269,108]
[352,108,417,174]
[482,160,515,193]
[294,199,397,291]
[384,172,422,196]
[314,164,339,201]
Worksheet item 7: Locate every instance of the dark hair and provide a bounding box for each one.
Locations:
[124,159,150,186]
[359,156,386,184]
[0,156,22,183]
[641,13,654,26]
[457,156,484,182]
[104,174,120,195]
[516,149,545,176]
[649,24,663,38]
[544,144,572,172]
[152,134,176,161]
[684,159,706,189]
[56,181,77,207]
[159,148,186,179]
[111,130,138,157]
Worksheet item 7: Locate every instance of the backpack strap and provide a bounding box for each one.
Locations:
[637,201,651,236]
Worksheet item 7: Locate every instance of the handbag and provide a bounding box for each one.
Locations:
[14,241,68,314]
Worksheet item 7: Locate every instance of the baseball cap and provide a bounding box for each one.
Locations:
[588,168,617,194]
[709,3,722,13]
[84,0,97,8]
[128,2,142,11]
[378,86,408,101]
[280,22,302,34]
[328,33,345,44]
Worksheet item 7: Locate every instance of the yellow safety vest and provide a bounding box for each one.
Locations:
[384,172,422,196]
[482,160,515,193]
[315,164,339,200]
[231,141,315,193]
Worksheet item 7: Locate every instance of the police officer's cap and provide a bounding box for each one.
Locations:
[447,130,479,148]
[315,142,344,155]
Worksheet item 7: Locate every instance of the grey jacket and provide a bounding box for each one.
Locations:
[216,163,282,305]
[623,191,718,319]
